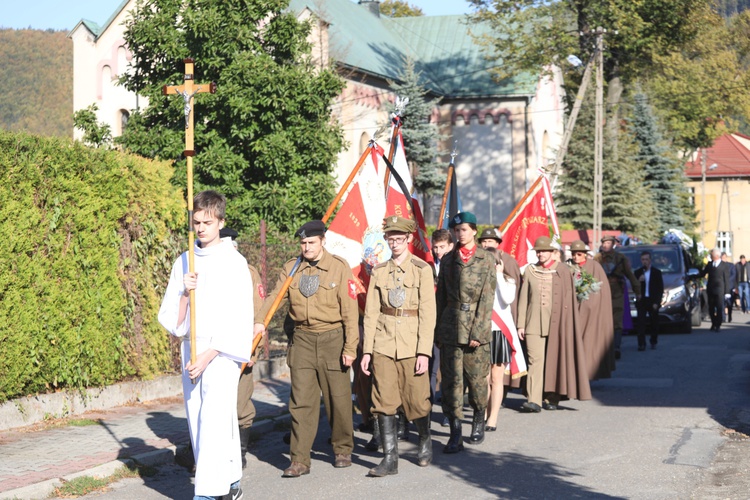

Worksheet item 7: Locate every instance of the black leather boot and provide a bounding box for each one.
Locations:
[443,417,463,454]
[239,426,253,469]
[369,415,398,476]
[468,411,485,445]
[365,416,381,452]
[413,416,432,466]
[396,406,409,441]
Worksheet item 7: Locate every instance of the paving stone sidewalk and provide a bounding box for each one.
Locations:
[0,376,291,499]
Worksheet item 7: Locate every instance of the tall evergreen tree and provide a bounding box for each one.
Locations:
[386,58,444,223]
[118,0,345,233]
[556,91,659,240]
[628,92,695,234]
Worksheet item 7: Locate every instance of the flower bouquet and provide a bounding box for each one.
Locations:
[574,268,602,302]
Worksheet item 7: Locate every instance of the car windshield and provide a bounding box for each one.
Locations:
[621,248,681,274]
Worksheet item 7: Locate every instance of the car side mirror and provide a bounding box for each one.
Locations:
[687,268,700,278]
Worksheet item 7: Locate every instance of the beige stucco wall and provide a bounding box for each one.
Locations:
[690,177,750,259]
[70,0,144,140]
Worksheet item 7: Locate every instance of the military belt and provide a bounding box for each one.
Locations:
[448,301,477,312]
[380,306,419,317]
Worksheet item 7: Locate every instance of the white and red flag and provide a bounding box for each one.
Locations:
[383,127,434,267]
[325,144,390,312]
[498,174,560,268]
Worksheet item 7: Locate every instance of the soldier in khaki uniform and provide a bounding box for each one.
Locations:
[256,220,358,478]
[436,212,496,453]
[361,216,436,476]
[237,263,265,468]
[594,235,640,360]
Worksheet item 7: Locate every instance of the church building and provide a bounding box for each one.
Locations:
[69,0,565,225]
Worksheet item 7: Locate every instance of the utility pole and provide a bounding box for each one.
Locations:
[701,149,707,243]
[593,27,604,248]
[549,52,595,191]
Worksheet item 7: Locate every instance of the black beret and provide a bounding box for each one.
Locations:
[219,227,239,240]
[295,220,326,239]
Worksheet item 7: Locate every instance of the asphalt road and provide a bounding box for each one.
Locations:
[78,317,750,500]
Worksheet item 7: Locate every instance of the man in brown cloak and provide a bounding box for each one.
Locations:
[517,236,592,412]
[569,240,615,380]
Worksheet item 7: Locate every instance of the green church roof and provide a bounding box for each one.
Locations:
[288,0,535,98]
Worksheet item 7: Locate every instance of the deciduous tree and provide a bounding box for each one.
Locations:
[118,0,345,233]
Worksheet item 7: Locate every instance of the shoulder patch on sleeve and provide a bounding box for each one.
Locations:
[348,279,358,299]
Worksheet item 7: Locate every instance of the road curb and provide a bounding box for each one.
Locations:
[0,357,289,432]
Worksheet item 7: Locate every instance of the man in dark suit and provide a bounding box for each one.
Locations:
[635,251,664,350]
[722,252,737,323]
[702,248,733,332]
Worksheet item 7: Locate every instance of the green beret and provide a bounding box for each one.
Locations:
[478,228,503,242]
[570,240,587,252]
[448,211,477,228]
[533,236,555,251]
[601,235,617,243]
[383,215,416,234]
[295,220,326,239]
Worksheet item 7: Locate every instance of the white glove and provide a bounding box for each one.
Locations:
[725,294,732,299]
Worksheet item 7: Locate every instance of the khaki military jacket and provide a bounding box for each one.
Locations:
[435,245,497,346]
[362,252,436,360]
[517,261,572,337]
[258,249,359,359]
[594,250,640,296]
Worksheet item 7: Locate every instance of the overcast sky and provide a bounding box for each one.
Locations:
[2,0,472,31]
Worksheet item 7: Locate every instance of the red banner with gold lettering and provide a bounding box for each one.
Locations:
[498,175,558,268]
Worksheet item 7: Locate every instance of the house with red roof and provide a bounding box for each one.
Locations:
[685,132,750,258]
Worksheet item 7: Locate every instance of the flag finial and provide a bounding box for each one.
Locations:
[450,140,459,164]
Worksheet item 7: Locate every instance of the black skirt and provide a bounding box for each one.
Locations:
[490,330,512,366]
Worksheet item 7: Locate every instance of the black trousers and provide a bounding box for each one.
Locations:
[707,292,724,329]
[636,297,660,346]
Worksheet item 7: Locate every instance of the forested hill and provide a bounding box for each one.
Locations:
[0,29,72,139]
[718,0,750,17]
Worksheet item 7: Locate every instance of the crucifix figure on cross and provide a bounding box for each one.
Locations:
[162,58,216,382]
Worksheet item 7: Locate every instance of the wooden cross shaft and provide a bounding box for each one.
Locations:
[162,58,216,382]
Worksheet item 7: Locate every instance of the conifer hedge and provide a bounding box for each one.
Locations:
[0,130,185,402]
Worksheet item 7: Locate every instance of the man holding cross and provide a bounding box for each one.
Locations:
[159,190,253,500]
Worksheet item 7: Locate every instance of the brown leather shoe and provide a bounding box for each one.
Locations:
[282,462,310,478]
[333,454,352,468]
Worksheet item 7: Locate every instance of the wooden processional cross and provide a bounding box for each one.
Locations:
[163,58,216,381]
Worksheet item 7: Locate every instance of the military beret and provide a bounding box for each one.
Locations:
[533,236,555,251]
[295,220,326,239]
[601,235,617,243]
[383,215,416,234]
[478,228,503,243]
[219,227,239,240]
[569,240,587,252]
[448,211,477,228]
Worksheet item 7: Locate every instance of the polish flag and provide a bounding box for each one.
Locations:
[384,129,434,267]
